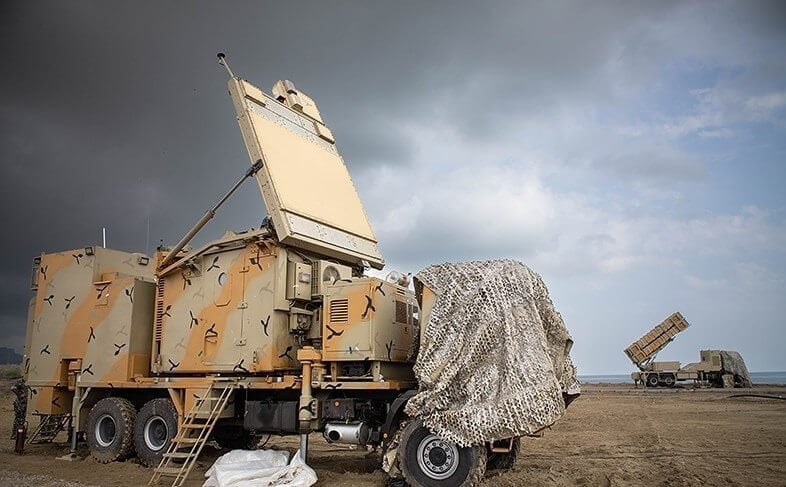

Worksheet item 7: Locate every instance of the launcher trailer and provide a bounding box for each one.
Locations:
[625,312,751,388]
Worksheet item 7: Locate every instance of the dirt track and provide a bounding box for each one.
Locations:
[1,382,785,486]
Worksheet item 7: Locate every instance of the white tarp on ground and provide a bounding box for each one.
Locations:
[203,449,317,487]
[406,260,580,447]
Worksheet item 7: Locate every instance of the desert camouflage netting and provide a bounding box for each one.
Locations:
[720,350,752,387]
[405,260,580,447]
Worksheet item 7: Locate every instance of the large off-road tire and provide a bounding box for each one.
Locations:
[662,374,676,388]
[398,419,487,487]
[86,397,137,463]
[213,423,256,450]
[486,437,521,471]
[134,398,178,467]
[646,374,660,388]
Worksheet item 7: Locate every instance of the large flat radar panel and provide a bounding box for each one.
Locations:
[227,78,384,269]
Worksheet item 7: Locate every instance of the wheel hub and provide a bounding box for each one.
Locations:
[144,416,169,451]
[416,434,459,480]
[95,414,116,447]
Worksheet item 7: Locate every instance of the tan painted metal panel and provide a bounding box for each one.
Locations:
[322,277,416,362]
[227,78,384,269]
[156,238,299,374]
[23,248,156,413]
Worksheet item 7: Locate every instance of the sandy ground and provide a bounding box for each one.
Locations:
[1,381,785,486]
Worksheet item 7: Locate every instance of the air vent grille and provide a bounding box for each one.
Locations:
[311,265,320,295]
[154,278,165,341]
[395,300,408,324]
[30,257,41,291]
[329,298,349,323]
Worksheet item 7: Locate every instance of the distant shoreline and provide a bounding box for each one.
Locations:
[579,371,786,385]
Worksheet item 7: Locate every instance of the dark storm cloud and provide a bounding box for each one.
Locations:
[0,0,456,348]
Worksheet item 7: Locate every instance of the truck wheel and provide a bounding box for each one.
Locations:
[646,374,659,388]
[86,397,137,463]
[213,424,256,450]
[134,398,178,467]
[486,437,520,471]
[398,419,486,487]
[662,374,675,387]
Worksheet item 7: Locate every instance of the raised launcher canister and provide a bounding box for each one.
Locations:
[624,311,690,370]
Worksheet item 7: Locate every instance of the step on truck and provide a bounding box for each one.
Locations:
[20,54,534,487]
[625,312,751,388]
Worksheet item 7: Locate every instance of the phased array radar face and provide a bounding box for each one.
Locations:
[226,77,384,269]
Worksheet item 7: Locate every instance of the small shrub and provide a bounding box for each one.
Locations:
[0,364,22,380]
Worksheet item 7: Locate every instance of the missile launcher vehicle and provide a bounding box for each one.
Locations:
[625,312,751,388]
[19,55,532,487]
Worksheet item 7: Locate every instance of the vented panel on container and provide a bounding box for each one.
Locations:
[329,298,349,323]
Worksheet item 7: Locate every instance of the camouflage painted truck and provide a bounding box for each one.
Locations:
[625,312,751,388]
[19,55,539,487]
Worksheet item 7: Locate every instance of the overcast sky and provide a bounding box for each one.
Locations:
[1,1,785,374]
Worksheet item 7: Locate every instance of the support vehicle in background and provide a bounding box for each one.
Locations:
[19,55,526,487]
[625,312,751,388]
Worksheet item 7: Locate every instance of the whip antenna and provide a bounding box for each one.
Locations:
[217,52,235,78]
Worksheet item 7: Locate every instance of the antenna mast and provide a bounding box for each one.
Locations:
[217,52,235,78]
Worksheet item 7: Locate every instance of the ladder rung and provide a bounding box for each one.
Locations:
[147,384,236,487]
[154,467,183,476]
[185,408,218,416]
[172,437,200,444]
[163,452,194,459]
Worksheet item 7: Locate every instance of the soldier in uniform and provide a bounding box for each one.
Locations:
[11,379,27,439]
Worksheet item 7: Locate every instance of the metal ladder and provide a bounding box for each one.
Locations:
[27,413,71,444]
[148,383,235,487]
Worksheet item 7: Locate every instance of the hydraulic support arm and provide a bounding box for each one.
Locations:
[158,159,264,270]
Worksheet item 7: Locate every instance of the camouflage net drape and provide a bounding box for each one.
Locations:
[720,351,752,387]
[405,260,580,447]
